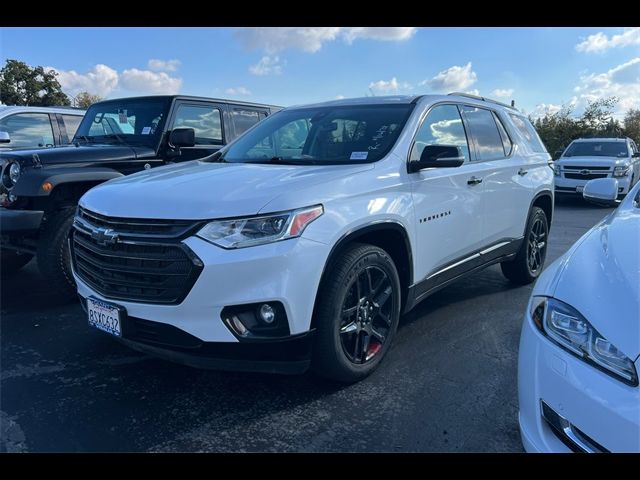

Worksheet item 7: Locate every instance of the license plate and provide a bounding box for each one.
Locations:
[576,185,584,193]
[87,297,122,337]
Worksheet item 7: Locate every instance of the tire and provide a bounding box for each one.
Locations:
[501,206,548,285]
[312,243,401,383]
[37,208,77,300]
[0,249,33,275]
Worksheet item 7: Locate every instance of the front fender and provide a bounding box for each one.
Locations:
[12,167,124,196]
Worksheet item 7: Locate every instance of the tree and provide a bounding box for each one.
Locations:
[74,91,102,109]
[623,109,640,145]
[0,59,70,106]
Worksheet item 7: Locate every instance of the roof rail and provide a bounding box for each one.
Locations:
[447,92,519,111]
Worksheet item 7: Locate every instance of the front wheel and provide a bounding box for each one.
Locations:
[37,208,77,301]
[501,206,548,285]
[312,243,401,383]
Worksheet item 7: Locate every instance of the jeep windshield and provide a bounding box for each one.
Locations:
[72,98,171,148]
[563,141,629,158]
[219,104,414,165]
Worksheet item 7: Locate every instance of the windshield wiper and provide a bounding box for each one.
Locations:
[98,133,127,145]
[244,157,311,165]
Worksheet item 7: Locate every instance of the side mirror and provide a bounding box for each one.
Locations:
[169,128,195,148]
[583,178,620,207]
[408,145,465,173]
[0,131,10,144]
[553,150,563,160]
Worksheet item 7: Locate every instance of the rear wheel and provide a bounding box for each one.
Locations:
[37,208,77,301]
[501,207,548,285]
[312,243,401,383]
[0,249,33,275]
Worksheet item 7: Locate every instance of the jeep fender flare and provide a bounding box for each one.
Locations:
[12,167,124,197]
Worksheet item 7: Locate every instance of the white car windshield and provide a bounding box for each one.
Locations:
[564,141,628,157]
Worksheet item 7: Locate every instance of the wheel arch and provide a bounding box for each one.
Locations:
[530,190,553,233]
[310,221,413,329]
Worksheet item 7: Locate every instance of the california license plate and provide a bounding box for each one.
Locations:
[87,297,122,337]
[576,185,585,193]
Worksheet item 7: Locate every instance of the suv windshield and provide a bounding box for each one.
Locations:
[563,141,628,158]
[220,104,414,165]
[73,98,171,147]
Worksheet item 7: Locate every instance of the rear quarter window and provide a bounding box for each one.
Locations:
[508,114,547,153]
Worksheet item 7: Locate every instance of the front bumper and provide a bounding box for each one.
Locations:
[0,207,43,234]
[74,234,331,371]
[518,312,640,453]
[555,175,632,195]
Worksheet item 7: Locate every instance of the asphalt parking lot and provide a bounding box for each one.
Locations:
[0,196,614,452]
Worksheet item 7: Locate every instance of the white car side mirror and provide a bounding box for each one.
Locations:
[583,178,620,207]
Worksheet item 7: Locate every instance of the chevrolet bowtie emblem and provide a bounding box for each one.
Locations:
[580,169,590,175]
[91,227,119,246]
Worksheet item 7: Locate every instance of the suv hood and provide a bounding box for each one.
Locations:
[557,156,626,167]
[552,205,640,360]
[0,144,152,165]
[79,160,374,219]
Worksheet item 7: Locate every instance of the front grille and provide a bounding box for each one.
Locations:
[564,173,609,180]
[72,209,203,304]
[77,207,197,238]
[563,165,610,171]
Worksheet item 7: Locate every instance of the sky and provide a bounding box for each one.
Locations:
[0,27,638,118]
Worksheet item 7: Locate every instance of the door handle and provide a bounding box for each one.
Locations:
[467,176,483,185]
[518,168,528,176]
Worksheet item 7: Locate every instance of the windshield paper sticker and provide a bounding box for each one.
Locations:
[350,151,368,160]
[141,126,151,135]
[118,110,128,124]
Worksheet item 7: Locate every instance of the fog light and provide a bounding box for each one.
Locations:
[259,304,276,324]
[231,315,248,336]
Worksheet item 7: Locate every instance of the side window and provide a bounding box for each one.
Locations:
[231,109,262,136]
[459,105,506,161]
[61,114,82,141]
[508,113,547,153]
[172,104,223,145]
[0,113,54,148]
[410,104,470,163]
[492,112,513,156]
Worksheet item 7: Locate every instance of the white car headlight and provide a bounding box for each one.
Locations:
[196,205,323,249]
[9,162,21,184]
[553,165,561,176]
[530,296,638,386]
[613,165,630,177]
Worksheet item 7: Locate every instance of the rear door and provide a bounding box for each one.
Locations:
[167,101,227,161]
[459,105,531,244]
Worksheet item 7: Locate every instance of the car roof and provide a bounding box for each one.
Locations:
[0,105,85,116]
[92,95,282,110]
[572,137,629,143]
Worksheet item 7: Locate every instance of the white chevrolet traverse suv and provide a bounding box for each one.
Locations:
[72,94,554,382]
[554,137,640,198]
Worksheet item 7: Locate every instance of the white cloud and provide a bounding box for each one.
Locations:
[236,27,416,54]
[49,64,119,97]
[576,27,640,53]
[368,77,412,93]
[530,103,563,119]
[572,57,640,114]
[421,62,477,92]
[120,69,182,94]
[249,56,284,76]
[224,86,252,96]
[148,59,181,72]
[492,88,514,98]
[335,95,345,100]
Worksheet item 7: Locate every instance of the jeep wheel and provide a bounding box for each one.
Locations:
[312,243,401,383]
[0,249,34,275]
[37,208,77,301]
[501,206,548,285]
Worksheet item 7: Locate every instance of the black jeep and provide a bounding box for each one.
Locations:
[0,95,280,298]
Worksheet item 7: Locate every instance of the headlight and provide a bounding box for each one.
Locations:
[9,162,21,184]
[197,205,323,249]
[530,296,638,386]
[553,165,560,176]
[613,165,630,177]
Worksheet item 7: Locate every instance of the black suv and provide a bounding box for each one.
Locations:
[0,95,280,297]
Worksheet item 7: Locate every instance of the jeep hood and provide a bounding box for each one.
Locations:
[552,205,640,360]
[79,160,373,219]
[0,144,153,165]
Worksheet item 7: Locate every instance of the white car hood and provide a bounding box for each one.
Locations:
[557,156,625,167]
[552,206,640,360]
[79,160,373,219]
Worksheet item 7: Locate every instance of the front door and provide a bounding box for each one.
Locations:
[409,103,486,283]
[167,102,227,162]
